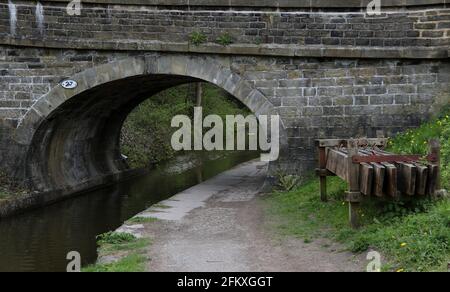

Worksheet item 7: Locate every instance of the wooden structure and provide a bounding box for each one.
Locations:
[316,138,441,228]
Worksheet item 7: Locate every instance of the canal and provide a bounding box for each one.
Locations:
[0,151,258,272]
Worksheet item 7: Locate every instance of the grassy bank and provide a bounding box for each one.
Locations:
[266,108,450,272]
[387,108,450,190]
[120,83,250,168]
[83,230,152,272]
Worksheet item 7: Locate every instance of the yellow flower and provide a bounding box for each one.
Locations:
[396,268,404,273]
[400,243,407,247]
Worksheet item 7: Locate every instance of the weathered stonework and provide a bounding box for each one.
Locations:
[0,0,449,193]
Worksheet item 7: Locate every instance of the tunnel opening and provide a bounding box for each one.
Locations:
[26,75,265,192]
[119,82,257,170]
[26,74,199,191]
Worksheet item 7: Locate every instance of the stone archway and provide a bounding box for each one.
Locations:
[15,54,286,191]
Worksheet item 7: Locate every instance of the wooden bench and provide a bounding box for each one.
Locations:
[315,138,442,228]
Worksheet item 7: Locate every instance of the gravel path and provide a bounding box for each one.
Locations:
[120,160,365,272]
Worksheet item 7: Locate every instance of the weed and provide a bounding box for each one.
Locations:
[189,31,207,46]
[97,232,136,245]
[216,33,233,46]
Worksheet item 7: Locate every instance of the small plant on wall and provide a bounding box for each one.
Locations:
[189,31,208,46]
[216,32,234,46]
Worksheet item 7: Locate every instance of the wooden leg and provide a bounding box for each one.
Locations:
[429,139,441,191]
[347,140,362,229]
[320,176,327,202]
[319,147,328,202]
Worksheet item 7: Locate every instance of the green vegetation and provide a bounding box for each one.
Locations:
[152,203,172,209]
[216,32,234,46]
[387,107,450,189]
[254,37,263,45]
[266,177,450,272]
[0,172,28,200]
[266,108,450,272]
[83,231,151,272]
[126,217,158,224]
[275,171,301,192]
[189,31,208,46]
[97,231,137,245]
[83,254,146,273]
[120,83,250,168]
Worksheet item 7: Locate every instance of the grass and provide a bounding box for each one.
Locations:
[97,232,136,245]
[82,254,146,272]
[152,203,171,209]
[387,106,450,190]
[265,107,450,272]
[126,217,158,224]
[83,231,152,272]
[266,177,450,272]
[100,238,151,254]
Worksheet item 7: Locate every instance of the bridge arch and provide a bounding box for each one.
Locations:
[16,54,286,191]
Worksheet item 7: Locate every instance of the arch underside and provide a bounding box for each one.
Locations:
[28,75,199,191]
[20,55,282,192]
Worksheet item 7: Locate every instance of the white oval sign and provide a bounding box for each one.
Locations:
[61,80,78,89]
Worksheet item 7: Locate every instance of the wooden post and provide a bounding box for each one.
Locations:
[347,139,361,229]
[319,146,328,202]
[430,139,441,190]
[195,82,203,107]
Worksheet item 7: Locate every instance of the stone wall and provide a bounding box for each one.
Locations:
[0,1,449,56]
[0,0,449,191]
[0,45,449,187]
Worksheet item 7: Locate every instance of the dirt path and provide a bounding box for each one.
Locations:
[120,160,365,272]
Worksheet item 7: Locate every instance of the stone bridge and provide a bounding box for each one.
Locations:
[0,0,449,193]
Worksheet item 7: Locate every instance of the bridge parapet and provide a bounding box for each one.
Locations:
[41,0,450,9]
[0,1,449,58]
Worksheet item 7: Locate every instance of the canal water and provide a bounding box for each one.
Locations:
[0,151,258,272]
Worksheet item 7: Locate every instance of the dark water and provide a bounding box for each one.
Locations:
[0,151,258,272]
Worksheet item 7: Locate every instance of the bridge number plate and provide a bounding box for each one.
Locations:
[61,80,78,89]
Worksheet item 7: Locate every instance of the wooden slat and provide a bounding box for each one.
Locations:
[398,163,417,196]
[372,163,386,197]
[325,149,337,174]
[382,162,398,198]
[427,164,439,196]
[414,164,429,196]
[359,163,374,196]
[359,150,386,197]
[374,149,417,197]
[326,149,348,181]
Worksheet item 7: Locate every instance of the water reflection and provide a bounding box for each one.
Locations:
[0,151,258,272]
